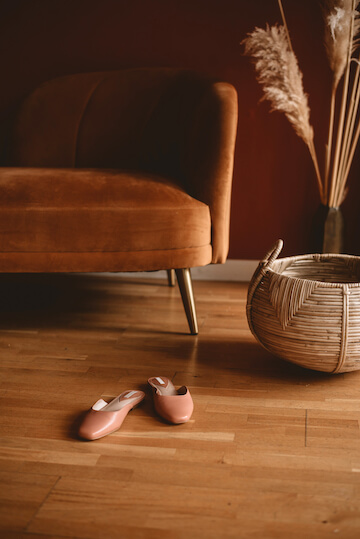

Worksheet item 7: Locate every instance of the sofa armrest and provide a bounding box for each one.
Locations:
[184,82,238,264]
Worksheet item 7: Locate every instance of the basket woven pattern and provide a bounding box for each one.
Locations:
[247,240,360,373]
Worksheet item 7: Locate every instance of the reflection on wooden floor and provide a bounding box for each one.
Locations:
[0,273,359,538]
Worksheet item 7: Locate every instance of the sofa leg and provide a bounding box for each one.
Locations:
[175,268,198,335]
[167,269,176,287]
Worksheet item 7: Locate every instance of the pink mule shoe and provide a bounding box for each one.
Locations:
[148,376,193,424]
[78,390,145,440]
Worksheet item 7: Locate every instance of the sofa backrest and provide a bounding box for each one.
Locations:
[6,69,213,184]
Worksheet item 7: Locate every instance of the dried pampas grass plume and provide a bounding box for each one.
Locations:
[324,0,360,89]
[243,25,313,145]
[243,25,323,199]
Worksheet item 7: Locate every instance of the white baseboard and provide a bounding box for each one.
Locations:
[187,260,258,282]
[102,260,258,283]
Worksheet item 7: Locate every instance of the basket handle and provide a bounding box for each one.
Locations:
[247,239,283,309]
[261,239,283,269]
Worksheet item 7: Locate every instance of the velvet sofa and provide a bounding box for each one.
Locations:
[0,68,238,333]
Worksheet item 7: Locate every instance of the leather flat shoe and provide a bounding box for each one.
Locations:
[78,390,145,440]
[148,376,193,424]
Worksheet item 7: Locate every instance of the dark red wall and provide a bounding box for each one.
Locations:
[1,0,359,259]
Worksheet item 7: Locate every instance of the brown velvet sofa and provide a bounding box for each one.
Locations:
[0,68,238,334]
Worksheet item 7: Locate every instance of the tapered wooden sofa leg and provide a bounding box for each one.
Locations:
[175,268,199,335]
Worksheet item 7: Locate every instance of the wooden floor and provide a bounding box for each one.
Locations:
[0,273,360,538]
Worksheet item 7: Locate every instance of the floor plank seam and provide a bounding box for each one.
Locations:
[305,409,308,447]
[25,475,62,533]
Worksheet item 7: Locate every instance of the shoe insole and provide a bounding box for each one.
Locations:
[97,390,143,412]
[148,376,177,396]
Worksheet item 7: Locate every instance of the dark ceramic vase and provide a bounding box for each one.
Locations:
[311,204,345,254]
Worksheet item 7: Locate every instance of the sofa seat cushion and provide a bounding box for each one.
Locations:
[0,168,211,256]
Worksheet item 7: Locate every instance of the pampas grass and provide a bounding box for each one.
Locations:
[243,24,323,199]
[325,0,360,206]
[324,0,356,88]
[243,0,360,209]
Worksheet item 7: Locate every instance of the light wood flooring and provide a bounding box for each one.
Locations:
[0,272,360,538]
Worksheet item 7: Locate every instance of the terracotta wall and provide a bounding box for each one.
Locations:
[0,0,359,259]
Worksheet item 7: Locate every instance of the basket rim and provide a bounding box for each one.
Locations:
[268,252,360,288]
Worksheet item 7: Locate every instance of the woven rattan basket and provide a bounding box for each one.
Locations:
[247,239,360,373]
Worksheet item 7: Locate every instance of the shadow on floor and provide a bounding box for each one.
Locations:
[0,273,338,386]
[0,272,172,331]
